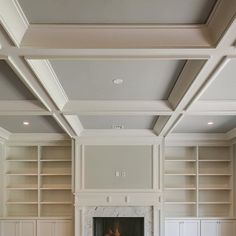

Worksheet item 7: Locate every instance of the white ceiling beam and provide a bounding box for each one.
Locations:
[21,25,212,49]
[0,100,50,115]
[62,100,173,116]
[0,127,11,141]
[26,59,68,110]
[0,0,28,46]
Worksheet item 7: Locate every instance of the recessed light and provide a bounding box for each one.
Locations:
[23,121,30,126]
[207,121,214,125]
[112,125,124,129]
[113,79,124,85]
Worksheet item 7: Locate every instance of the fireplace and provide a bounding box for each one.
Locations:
[93,217,144,236]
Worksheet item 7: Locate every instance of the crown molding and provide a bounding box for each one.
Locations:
[7,133,70,143]
[26,59,68,110]
[0,127,11,141]
[0,100,50,115]
[64,115,84,136]
[0,0,29,46]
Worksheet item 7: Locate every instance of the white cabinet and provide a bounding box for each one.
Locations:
[37,220,72,236]
[201,220,236,236]
[165,220,200,236]
[0,220,36,236]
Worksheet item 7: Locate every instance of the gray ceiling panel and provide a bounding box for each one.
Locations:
[0,61,35,100]
[79,115,158,129]
[18,0,217,24]
[173,115,236,133]
[50,59,186,100]
[0,116,64,133]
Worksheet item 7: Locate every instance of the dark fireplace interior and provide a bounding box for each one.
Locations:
[93,217,144,236]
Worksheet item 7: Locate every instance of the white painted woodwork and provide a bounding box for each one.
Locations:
[165,220,200,236]
[0,220,36,236]
[37,220,72,236]
[201,220,236,236]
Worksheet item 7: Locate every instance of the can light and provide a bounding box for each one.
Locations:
[23,121,30,126]
[113,79,124,85]
[207,121,214,125]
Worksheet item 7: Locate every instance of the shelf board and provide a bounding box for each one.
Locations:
[199,202,232,205]
[40,187,71,190]
[165,202,196,205]
[40,159,71,162]
[6,202,38,205]
[198,174,232,176]
[6,173,38,176]
[165,173,196,176]
[199,160,231,162]
[40,173,71,176]
[6,160,38,162]
[165,187,196,190]
[165,160,196,162]
[199,188,232,190]
[40,202,72,205]
[6,187,38,190]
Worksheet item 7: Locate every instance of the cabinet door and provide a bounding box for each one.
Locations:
[55,221,73,236]
[1,221,18,236]
[219,221,236,236]
[165,221,180,236]
[182,221,200,236]
[21,221,36,236]
[37,221,54,236]
[201,221,218,236]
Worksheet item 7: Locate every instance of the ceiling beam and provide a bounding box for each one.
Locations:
[62,100,173,116]
[0,0,29,46]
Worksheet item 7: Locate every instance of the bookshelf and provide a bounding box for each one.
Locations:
[164,145,233,218]
[4,145,73,218]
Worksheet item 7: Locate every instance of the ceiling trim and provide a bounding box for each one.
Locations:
[26,59,69,110]
[0,127,11,141]
[0,0,28,46]
[62,100,173,116]
[188,100,236,115]
[64,115,84,136]
[0,100,50,115]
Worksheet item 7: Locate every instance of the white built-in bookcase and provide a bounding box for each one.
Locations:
[164,145,233,218]
[3,144,73,218]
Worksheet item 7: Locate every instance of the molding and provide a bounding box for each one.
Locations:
[0,0,29,46]
[0,127,11,140]
[74,192,160,206]
[7,133,70,143]
[26,59,68,110]
[153,116,171,135]
[64,115,84,136]
[63,100,173,116]
[0,100,50,115]
[188,100,236,115]
[21,24,212,49]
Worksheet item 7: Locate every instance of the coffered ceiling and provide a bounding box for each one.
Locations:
[0,0,236,140]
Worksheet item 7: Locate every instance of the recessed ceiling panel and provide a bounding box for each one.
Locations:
[18,0,216,24]
[0,61,35,100]
[0,116,64,133]
[50,59,186,100]
[173,115,236,133]
[79,115,158,129]
[201,59,236,100]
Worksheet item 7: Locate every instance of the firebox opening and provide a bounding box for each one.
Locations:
[93,217,144,236]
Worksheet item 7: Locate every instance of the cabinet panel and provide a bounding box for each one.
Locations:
[21,221,36,236]
[37,222,54,236]
[201,221,217,236]
[165,221,180,236]
[1,221,18,236]
[55,221,73,236]
[182,221,200,236]
[219,221,236,236]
